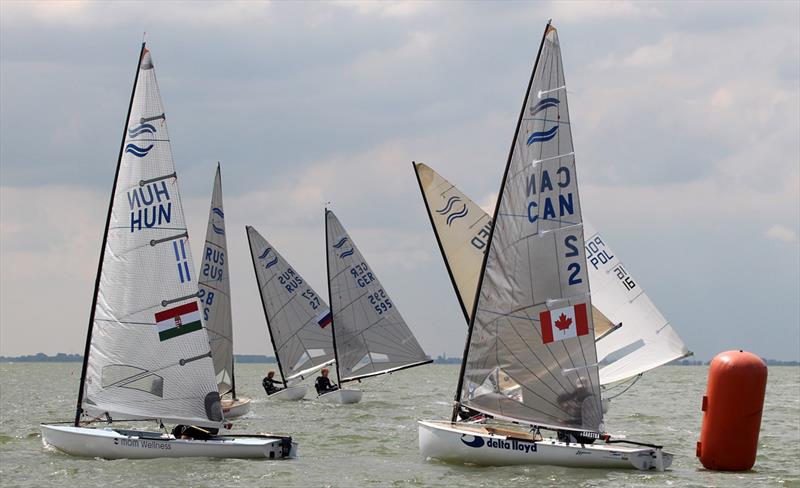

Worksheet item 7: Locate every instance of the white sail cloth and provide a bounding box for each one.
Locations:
[198,165,235,395]
[414,163,688,385]
[82,48,222,427]
[325,210,430,382]
[459,25,603,432]
[246,226,335,383]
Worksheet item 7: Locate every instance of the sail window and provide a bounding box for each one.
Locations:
[101,364,164,397]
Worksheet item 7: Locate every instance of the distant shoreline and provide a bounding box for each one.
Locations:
[0,353,798,366]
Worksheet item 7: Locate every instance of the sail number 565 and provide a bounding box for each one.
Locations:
[564,235,582,286]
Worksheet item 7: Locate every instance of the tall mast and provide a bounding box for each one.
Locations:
[412,161,473,324]
[324,208,343,384]
[74,43,146,427]
[246,226,287,383]
[451,21,552,422]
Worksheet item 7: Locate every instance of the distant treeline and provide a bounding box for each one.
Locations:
[2,353,797,366]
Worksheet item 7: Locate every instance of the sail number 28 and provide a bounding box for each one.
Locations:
[564,235,583,286]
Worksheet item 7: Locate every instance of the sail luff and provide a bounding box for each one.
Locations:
[324,209,344,384]
[199,164,235,396]
[412,161,473,324]
[452,22,553,422]
[75,43,146,426]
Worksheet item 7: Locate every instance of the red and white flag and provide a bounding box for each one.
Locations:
[539,303,589,344]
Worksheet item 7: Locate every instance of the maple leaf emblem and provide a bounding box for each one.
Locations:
[554,313,572,331]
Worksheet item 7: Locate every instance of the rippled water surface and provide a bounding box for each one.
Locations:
[0,363,797,487]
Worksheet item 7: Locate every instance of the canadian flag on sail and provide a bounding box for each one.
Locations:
[539,303,589,344]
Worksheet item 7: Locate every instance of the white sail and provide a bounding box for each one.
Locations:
[584,221,690,384]
[198,164,235,396]
[458,24,603,432]
[81,47,222,427]
[414,163,686,384]
[246,226,335,383]
[325,210,431,382]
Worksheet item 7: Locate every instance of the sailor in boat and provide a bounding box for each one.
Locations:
[172,424,218,440]
[262,370,284,395]
[315,368,339,395]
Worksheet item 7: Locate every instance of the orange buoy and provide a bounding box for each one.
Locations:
[697,350,768,471]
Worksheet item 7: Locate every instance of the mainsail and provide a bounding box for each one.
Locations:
[77,45,222,428]
[457,23,603,432]
[325,209,431,383]
[584,221,690,384]
[414,163,686,384]
[198,164,235,396]
[246,226,335,383]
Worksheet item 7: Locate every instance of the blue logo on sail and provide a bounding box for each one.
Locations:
[128,123,157,138]
[125,143,154,158]
[526,126,559,145]
[529,97,560,116]
[436,196,460,215]
[339,249,354,259]
[333,237,348,249]
[212,224,224,235]
[265,256,278,269]
[446,205,468,226]
[258,248,272,260]
[212,207,224,219]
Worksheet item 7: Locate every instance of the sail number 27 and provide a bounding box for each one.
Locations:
[564,235,583,286]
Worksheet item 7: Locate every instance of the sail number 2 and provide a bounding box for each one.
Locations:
[564,235,582,286]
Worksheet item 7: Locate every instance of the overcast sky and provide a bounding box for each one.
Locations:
[1,1,798,361]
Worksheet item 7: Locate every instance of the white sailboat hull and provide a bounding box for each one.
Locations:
[418,421,671,471]
[316,389,362,404]
[268,385,308,401]
[221,397,252,418]
[41,424,297,460]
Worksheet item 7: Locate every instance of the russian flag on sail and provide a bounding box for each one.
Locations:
[155,302,202,341]
[315,309,332,329]
[539,303,589,344]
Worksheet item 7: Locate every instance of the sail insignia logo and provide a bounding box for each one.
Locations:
[333,237,354,259]
[125,143,154,158]
[212,224,225,236]
[128,123,157,138]
[258,247,278,269]
[436,196,469,226]
[526,126,559,145]
[529,97,560,116]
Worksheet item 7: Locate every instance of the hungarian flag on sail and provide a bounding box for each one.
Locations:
[315,309,332,329]
[540,303,589,344]
[155,302,202,341]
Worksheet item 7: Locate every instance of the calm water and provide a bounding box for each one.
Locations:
[0,363,797,487]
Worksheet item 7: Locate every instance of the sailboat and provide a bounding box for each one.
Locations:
[412,162,690,387]
[246,225,337,401]
[418,22,672,470]
[323,209,432,404]
[40,44,296,460]
[199,164,251,418]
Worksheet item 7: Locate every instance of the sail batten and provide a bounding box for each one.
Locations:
[246,226,336,384]
[199,165,235,397]
[80,46,222,428]
[325,210,430,382]
[456,24,603,432]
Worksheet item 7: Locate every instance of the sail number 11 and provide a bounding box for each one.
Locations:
[564,234,582,286]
